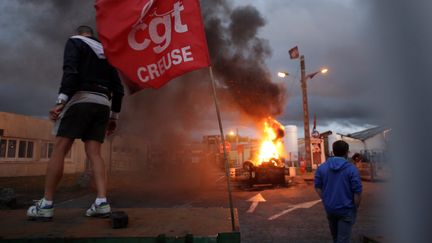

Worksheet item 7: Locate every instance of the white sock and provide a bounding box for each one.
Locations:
[95,197,107,206]
[41,198,53,207]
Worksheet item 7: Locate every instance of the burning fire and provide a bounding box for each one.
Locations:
[256,117,285,166]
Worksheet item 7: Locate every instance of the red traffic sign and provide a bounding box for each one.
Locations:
[219,141,231,153]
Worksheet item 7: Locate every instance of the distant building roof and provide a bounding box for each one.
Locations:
[347,126,390,141]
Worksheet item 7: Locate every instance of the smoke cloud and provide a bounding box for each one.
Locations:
[202,2,286,120]
[0,0,95,116]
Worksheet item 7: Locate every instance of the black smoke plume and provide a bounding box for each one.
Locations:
[202,1,286,120]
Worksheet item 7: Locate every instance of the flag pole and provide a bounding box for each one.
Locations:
[209,66,236,231]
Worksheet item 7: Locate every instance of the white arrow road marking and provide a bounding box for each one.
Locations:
[268,199,321,220]
[247,193,267,213]
[215,175,225,183]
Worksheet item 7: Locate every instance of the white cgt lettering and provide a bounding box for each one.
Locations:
[128,1,188,54]
[149,15,171,54]
[128,23,150,51]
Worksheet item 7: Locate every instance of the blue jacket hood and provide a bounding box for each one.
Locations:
[327,156,350,171]
[314,156,363,216]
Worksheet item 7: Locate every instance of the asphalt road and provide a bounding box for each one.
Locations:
[232,179,384,243]
[52,169,384,243]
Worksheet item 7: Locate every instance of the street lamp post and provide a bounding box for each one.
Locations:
[300,55,313,172]
[300,56,328,172]
[279,56,328,172]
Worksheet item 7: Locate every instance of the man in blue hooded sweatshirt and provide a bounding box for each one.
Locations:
[315,140,362,243]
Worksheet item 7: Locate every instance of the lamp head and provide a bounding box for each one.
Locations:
[277,72,289,78]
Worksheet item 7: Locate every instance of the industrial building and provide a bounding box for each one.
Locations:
[0,112,86,177]
[324,126,391,162]
[0,111,150,177]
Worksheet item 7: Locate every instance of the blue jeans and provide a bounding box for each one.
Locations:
[326,210,356,243]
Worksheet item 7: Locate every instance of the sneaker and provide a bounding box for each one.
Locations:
[85,202,111,217]
[27,199,54,221]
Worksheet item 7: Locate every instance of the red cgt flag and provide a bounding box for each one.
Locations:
[95,0,211,92]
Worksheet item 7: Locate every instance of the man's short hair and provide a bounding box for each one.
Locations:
[332,140,349,157]
[76,25,94,36]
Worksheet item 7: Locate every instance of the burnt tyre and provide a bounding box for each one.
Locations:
[243,161,255,186]
[243,161,254,172]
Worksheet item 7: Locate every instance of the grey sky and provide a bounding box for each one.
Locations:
[0,0,382,136]
[0,0,95,117]
[233,0,380,134]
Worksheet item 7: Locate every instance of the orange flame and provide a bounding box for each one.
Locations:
[256,117,285,166]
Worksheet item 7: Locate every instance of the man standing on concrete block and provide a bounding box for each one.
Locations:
[314,140,362,243]
[27,25,124,221]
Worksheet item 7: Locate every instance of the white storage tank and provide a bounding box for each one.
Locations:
[283,125,298,164]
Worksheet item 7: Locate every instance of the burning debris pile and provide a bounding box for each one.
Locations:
[257,117,286,166]
[239,117,287,186]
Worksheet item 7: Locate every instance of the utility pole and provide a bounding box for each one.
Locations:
[300,55,312,172]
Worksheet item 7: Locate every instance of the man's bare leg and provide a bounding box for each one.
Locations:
[44,137,74,201]
[84,140,111,217]
[85,140,107,198]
